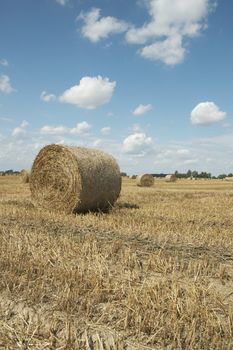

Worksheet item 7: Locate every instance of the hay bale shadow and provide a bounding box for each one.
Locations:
[115,202,140,209]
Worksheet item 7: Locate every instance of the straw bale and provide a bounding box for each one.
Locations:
[129,175,136,179]
[136,174,154,187]
[225,177,233,181]
[21,170,30,183]
[30,144,121,213]
[165,174,177,182]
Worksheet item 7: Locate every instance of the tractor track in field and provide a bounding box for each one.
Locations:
[1,216,233,265]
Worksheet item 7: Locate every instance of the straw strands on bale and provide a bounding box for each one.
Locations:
[30,144,121,213]
[136,174,154,187]
[21,170,30,183]
[165,174,177,182]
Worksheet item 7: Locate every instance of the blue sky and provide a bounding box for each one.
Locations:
[0,0,233,175]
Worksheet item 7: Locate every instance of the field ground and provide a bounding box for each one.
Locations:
[0,176,233,349]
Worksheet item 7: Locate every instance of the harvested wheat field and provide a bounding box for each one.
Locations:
[0,175,233,349]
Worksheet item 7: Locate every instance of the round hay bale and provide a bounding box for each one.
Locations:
[30,144,121,213]
[165,174,177,182]
[129,175,136,179]
[136,174,154,187]
[21,170,30,183]
[225,177,233,181]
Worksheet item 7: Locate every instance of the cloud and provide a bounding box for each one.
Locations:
[140,34,186,65]
[126,0,215,65]
[78,1,215,65]
[78,8,129,42]
[55,0,68,5]
[191,101,226,125]
[123,132,153,155]
[12,120,29,137]
[0,59,8,66]
[133,103,153,116]
[40,125,69,135]
[70,121,92,134]
[40,91,56,102]
[59,75,116,109]
[176,148,190,156]
[0,75,15,94]
[126,0,211,43]
[40,121,92,136]
[101,126,111,135]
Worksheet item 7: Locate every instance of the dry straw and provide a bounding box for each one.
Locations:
[30,144,121,213]
[136,174,154,187]
[225,177,233,181]
[165,174,177,182]
[21,170,30,183]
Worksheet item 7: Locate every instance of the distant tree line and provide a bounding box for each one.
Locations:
[2,169,233,179]
[174,170,233,179]
[0,169,21,175]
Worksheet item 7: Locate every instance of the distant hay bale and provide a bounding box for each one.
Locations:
[165,174,177,182]
[21,170,30,183]
[225,177,233,181]
[136,174,154,187]
[129,175,136,179]
[30,144,121,213]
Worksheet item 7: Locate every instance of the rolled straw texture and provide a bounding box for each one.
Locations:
[136,174,154,187]
[225,177,233,181]
[21,170,30,183]
[165,174,177,182]
[30,144,121,213]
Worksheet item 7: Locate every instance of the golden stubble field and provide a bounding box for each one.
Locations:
[0,176,233,349]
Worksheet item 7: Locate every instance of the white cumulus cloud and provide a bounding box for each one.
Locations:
[78,8,129,42]
[77,1,215,65]
[140,34,186,65]
[191,102,226,125]
[0,75,15,94]
[176,149,190,156]
[40,125,69,135]
[123,132,153,155]
[126,0,215,65]
[12,120,29,137]
[40,121,92,136]
[59,76,116,109]
[133,103,153,116]
[70,121,92,134]
[126,0,211,43]
[40,91,56,102]
[101,126,111,135]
